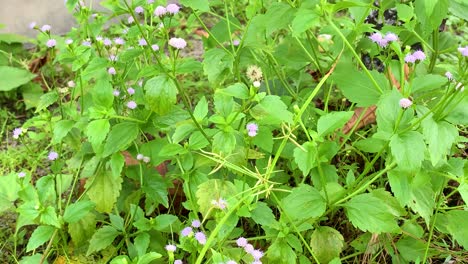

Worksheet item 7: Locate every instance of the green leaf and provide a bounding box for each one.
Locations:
[196,179,237,218]
[458,182,468,206]
[310,226,344,263]
[86,170,122,213]
[52,120,75,144]
[212,130,236,154]
[142,172,169,208]
[179,0,210,12]
[412,74,447,93]
[445,210,468,249]
[36,92,59,112]
[203,48,233,84]
[188,131,210,150]
[0,66,35,91]
[390,131,426,171]
[159,143,186,156]
[267,238,297,264]
[21,83,43,109]
[144,75,178,115]
[92,80,114,108]
[291,8,319,37]
[253,127,274,153]
[173,122,196,143]
[26,225,55,252]
[396,3,414,22]
[331,62,387,106]
[449,0,468,20]
[396,236,428,262]
[68,213,96,247]
[40,206,61,228]
[251,202,277,227]
[110,214,125,231]
[264,2,295,35]
[153,214,179,231]
[409,171,435,226]
[281,184,326,221]
[102,122,139,157]
[217,83,249,99]
[317,111,354,137]
[344,192,401,233]
[421,116,458,166]
[81,57,108,81]
[193,96,208,121]
[63,200,95,223]
[294,142,318,176]
[137,252,162,264]
[134,233,150,257]
[376,90,414,135]
[250,95,293,125]
[110,152,125,178]
[86,226,120,255]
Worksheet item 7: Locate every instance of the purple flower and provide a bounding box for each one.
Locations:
[165,244,176,252]
[67,81,76,88]
[169,38,187,49]
[13,128,22,139]
[48,151,59,161]
[114,37,125,45]
[127,101,137,109]
[108,67,116,75]
[404,53,416,64]
[103,38,112,46]
[41,24,51,32]
[413,50,426,61]
[399,98,413,109]
[211,198,227,209]
[151,44,159,51]
[166,4,180,14]
[127,87,135,95]
[457,46,468,57]
[369,32,388,47]
[135,6,144,14]
[445,71,453,81]
[127,16,135,24]
[384,32,398,42]
[181,226,193,237]
[147,0,154,4]
[113,90,120,97]
[65,39,73,45]
[82,40,92,47]
[194,231,206,245]
[154,6,167,17]
[246,122,258,137]
[174,260,182,264]
[236,237,248,247]
[138,38,147,46]
[18,172,26,178]
[251,249,264,260]
[191,219,201,228]
[29,22,37,29]
[226,261,237,264]
[252,261,262,264]
[232,39,240,46]
[244,244,255,254]
[46,39,57,48]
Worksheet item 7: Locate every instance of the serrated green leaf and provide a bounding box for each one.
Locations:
[267,238,297,263]
[102,122,139,157]
[445,210,468,249]
[193,96,208,121]
[251,202,277,227]
[421,116,458,166]
[134,233,150,257]
[142,172,169,208]
[36,92,59,112]
[250,95,293,125]
[390,131,426,171]
[217,83,249,99]
[203,48,233,84]
[317,111,354,137]
[282,184,326,221]
[86,226,120,255]
[92,80,114,108]
[196,179,237,218]
[188,131,210,150]
[213,130,236,154]
[81,57,108,81]
[40,206,61,228]
[68,213,96,246]
[410,172,435,226]
[0,66,35,91]
[52,120,75,144]
[159,143,186,156]
[291,8,319,36]
[412,74,447,93]
[137,252,162,264]
[153,214,179,231]
[310,226,344,263]
[110,152,124,178]
[26,225,55,252]
[63,200,95,223]
[86,170,122,213]
[253,127,273,153]
[294,142,318,176]
[264,2,294,35]
[144,75,178,115]
[179,0,210,12]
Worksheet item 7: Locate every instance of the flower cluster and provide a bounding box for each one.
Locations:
[211,198,228,210]
[154,3,180,17]
[236,237,264,263]
[180,219,207,245]
[12,128,24,139]
[399,98,413,109]
[458,46,468,57]
[246,123,258,137]
[404,50,426,64]
[369,32,398,47]
[48,151,59,161]
[169,38,187,49]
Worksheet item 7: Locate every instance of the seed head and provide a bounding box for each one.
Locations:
[246,65,263,82]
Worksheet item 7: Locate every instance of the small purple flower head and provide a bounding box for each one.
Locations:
[41,24,51,32]
[136,154,144,160]
[138,38,147,46]
[251,249,264,260]
[174,260,183,264]
[151,44,159,51]
[65,39,73,45]
[29,22,37,29]
[445,71,453,81]
[82,40,92,47]
[113,90,120,97]
[18,172,26,178]
[233,39,240,46]
[244,243,255,254]
[127,16,135,24]
[181,226,193,237]
[413,50,426,61]
[154,6,167,17]
[67,80,76,88]
[169,37,187,49]
[13,128,22,139]
[147,0,154,4]
[384,32,398,42]
[191,219,201,228]
[246,122,258,137]
[369,32,388,47]
[166,4,180,14]
[211,198,227,209]
[236,237,248,247]
[127,101,137,109]
[399,98,413,109]
[103,38,112,46]
[127,87,135,95]
[458,46,468,57]
[108,67,116,75]
[114,37,125,45]
[165,244,176,252]
[404,53,416,64]
[142,156,150,163]
[135,6,144,14]
[194,231,206,245]
[46,39,57,48]
[48,151,59,161]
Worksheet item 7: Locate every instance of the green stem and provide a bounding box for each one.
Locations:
[428,29,439,72]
